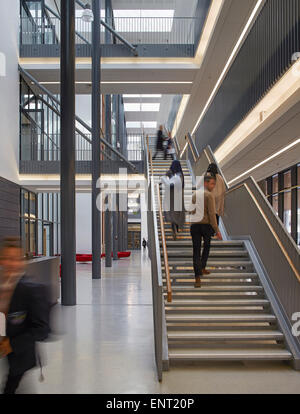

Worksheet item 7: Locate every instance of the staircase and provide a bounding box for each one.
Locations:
[151,158,292,365]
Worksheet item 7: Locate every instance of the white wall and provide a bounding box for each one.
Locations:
[0,0,20,183]
[76,193,92,254]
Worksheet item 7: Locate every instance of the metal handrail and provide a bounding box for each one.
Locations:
[144,134,164,381]
[156,184,172,303]
[190,144,300,364]
[187,133,200,158]
[180,134,198,162]
[197,144,299,279]
[203,145,229,190]
[173,136,181,157]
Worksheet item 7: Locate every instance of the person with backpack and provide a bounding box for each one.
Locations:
[161,160,185,240]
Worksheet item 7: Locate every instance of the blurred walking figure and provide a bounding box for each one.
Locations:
[161,160,185,240]
[206,163,226,225]
[165,131,175,160]
[0,237,50,394]
[142,238,147,249]
[189,176,222,288]
[153,125,166,160]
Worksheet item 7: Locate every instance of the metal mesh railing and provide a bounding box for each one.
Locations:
[20,16,197,46]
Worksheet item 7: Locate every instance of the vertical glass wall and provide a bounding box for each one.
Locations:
[20,75,60,162]
[21,189,60,257]
[260,163,300,246]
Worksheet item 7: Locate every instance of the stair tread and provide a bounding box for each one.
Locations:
[167,330,284,339]
[170,286,263,291]
[166,314,275,320]
[168,299,269,305]
[167,260,252,265]
[168,347,292,359]
[165,251,249,257]
[152,163,291,364]
[169,273,258,278]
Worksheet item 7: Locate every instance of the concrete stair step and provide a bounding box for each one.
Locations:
[167,330,284,341]
[168,347,292,361]
[165,306,268,314]
[164,250,249,258]
[166,260,253,268]
[167,292,265,299]
[164,281,259,288]
[168,273,258,279]
[166,314,276,323]
[169,285,264,292]
[166,299,269,307]
[164,241,245,247]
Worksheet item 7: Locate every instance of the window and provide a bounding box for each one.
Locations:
[259,163,300,246]
[127,135,143,161]
[21,189,61,257]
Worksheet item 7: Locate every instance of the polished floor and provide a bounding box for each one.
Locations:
[1,251,300,394]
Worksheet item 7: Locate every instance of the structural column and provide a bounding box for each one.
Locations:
[105,194,112,267]
[60,0,76,305]
[105,0,113,44]
[92,0,101,279]
[112,192,119,260]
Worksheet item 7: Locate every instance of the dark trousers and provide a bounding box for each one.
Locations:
[191,223,214,278]
[153,149,166,160]
[216,214,220,225]
[3,373,24,394]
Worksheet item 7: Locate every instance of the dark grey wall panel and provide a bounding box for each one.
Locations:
[0,177,20,241]
[195,0,300,153]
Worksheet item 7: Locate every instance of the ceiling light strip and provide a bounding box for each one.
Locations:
[228,138,300,185]
[191,0,264,135]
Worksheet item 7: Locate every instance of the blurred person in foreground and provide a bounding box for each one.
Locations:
[189,175,222,288]
[0,237,50,394]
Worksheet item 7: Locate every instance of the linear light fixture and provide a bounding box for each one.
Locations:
[38,81,193,85]
[194,0,225,65]
[172,94,190,138]
[191,0,264,135]
[227,138,300,185]
[215,61,300,164]
[180,142,189,158]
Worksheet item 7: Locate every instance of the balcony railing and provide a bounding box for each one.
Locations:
[20,132,145,174]
[20,16,197,58]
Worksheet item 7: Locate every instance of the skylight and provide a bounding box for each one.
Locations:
[124,103,160,112]
[123,94,162,98]
[126,122,141,128]
[126,122,157,129]
[75,10,175,32]
[113,10,175,19]
[142,122,157,129]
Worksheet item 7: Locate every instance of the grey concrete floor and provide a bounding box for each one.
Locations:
[1,250,300,394]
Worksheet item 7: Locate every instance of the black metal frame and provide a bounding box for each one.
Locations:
[260,163,300,245]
